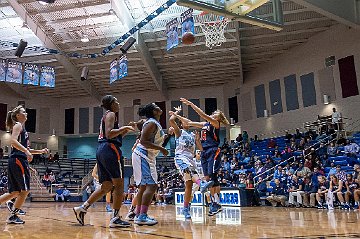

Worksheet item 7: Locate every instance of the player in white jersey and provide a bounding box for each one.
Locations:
[132,103,168,226]
[169,106,203,219]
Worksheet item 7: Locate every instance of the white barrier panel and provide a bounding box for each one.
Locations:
[175,189,241,207]
[175,206,241,225]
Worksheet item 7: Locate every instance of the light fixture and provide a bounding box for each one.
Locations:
[21,22,28,29]
[52,129,56,136]
[230,118,235,126]
[37,0,55,5]
[81,34,89,42]
[264,109,269,118]
[323,94,330,105]
[6,130,10,133]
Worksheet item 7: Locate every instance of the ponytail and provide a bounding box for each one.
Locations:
[5,105,23,130]
[214,110,230,125]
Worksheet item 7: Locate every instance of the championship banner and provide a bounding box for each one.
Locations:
[181,9,195,37]
[166,18,179,51]
[109,59,118,84]
[23,63,40,86]
[6,61,22,84]
[40,66,55,88]
[0,59,6,82]
[118,55,128,80]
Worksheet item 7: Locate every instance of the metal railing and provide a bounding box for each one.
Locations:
[29,168,48,195]
[81,170,93,192]
[254,117,360,186]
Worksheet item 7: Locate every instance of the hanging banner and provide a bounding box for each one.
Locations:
[0,59,6,82]
[6,61,22,84]
[181,9,195,37]
[23,63,40,86]
[118,55,128,80]
[166,18,179,51]
[40,66,55,88]
[109,59,118,84]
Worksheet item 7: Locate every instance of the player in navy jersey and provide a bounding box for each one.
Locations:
[176,98,229,216]
[73,95,135,228]
[316,176,329,209]
[0,106,48,224]
[344,174,360,209]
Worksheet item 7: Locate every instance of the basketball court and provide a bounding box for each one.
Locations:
[1,0,360,238]
[0,202,359,238]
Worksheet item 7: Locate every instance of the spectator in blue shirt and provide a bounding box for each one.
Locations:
[223,157,231,172]
[267,179,286,207]
[273,166,283,180]
[327,162,337,179]
[302,177,318,207]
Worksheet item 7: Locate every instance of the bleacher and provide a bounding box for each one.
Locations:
[0,157,96,201]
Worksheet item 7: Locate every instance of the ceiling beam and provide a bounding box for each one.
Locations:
[235,21,244,85]
[291,0,360,29]
[7,0,102,102]
[112,0,167,98]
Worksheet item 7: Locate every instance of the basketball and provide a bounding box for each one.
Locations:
[182,32,195,45]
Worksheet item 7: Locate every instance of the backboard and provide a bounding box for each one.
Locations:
[176,0,284,31]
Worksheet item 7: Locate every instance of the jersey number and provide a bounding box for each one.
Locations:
[201,131,207,141]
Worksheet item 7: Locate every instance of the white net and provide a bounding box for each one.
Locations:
[196,14,229,49]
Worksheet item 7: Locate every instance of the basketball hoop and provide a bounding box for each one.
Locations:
[195,12,229,49]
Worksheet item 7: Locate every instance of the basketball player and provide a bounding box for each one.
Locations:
[343,174,360,210]
[169,106,202,219]
[73,95,135,228]
[177,98,229,216]
[0,105,48,224]
[132,103,168,225]
[327,174,344,210]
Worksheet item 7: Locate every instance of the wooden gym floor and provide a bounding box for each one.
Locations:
[0,202,359,239]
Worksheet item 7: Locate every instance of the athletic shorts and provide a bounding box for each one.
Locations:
[8,156,30,193]
[96,142,124,183]
[175,157,198,182]
[200,147,221,177]
[132,147,157,186]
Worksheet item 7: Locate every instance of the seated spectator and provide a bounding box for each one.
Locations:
[316,175,329,209]
[243,131,249,144]
[234,165,247,175]
[290,141,298,152]
[344,140,360,158]
[42,173,51,187]
[354,164,360,183]
[288,175,304,207]
[264,157,274,170]
[327,142,337,157]
[285,130,292,143]
[344,174,360,209]
[335,165,346,182]
[55,186,64,202]
[267,138,276,148]
[327,162,337,179]
[337,134,346,146]
[236,134,243,143]
[267,179,286,207]
[329,174,345,209]
[54,152,59,161]
[273,166,283,180]
[294,129,303,140]
[295,161,311,178]
[223,157,231,172]
[302,177,317,208]
[230,157,239,171]
[256,177,267,197]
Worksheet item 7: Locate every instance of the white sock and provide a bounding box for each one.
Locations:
[82,201,90,209]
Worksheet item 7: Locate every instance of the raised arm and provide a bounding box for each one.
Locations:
[180,98,220,128]
[169,106,182,138]
[171,112,206,129]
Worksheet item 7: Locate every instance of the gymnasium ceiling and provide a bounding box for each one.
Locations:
[0,0,355,100]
